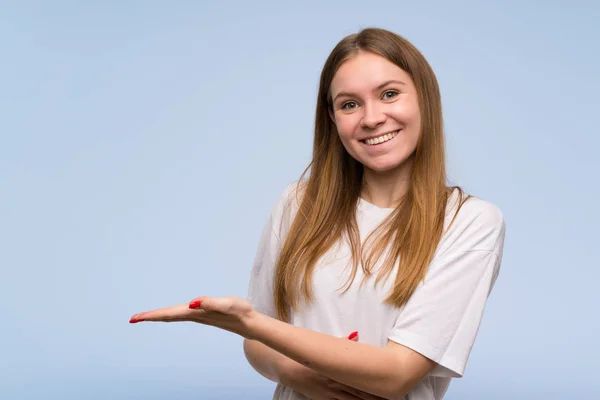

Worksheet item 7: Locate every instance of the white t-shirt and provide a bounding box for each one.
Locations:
[247,182,505,400]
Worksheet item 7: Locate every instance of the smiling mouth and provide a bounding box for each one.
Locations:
[361,130,400,146]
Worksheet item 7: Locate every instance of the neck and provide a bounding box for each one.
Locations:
[360,160,413,209]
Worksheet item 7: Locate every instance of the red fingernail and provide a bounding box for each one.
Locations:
[129,317,145,323]
[348,331,358,340]
[189,300,202,309]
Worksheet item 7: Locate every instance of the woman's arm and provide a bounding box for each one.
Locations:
[244,337,389,400]
[130,299,430,399]
[243,338,288,383]
[246,313,436,400]
[241,201,505,398]
[131,200,503,398]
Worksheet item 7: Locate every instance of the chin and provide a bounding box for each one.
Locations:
[362,160,403,172]
[359,154,414,174]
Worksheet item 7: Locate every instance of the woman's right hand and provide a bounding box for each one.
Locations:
[279,333,387,400]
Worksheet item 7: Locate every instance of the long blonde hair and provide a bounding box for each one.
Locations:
[273,27,468,322]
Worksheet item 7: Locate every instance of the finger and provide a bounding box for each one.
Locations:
[328,389,364,400]
[129,304,191,323]
[341,387,387,400]
[327,380,361,397]
[328,379,385,400]
[188,296,208,310]
[188,296,234,313]
[347,331,359,341]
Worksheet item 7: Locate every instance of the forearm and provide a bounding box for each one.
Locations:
[245,336,391,400]
[247,312,408,399]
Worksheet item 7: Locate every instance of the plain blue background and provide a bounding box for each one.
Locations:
[1,1,598,399]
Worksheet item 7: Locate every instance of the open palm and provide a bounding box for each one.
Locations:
[129,295,255,338]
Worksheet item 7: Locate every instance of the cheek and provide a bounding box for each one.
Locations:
[335,122,361,157]
[335,116,361,140]
[411,115,422,144]
[392,102,420,124]
[393,107,421,139]
[335,121,352,138]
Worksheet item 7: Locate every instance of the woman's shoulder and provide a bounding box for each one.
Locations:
[274,179,305,213]
[439,187,506,255]
[268,180,306,238]
[446,187,504,230]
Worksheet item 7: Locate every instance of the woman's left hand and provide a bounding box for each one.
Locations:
[129,296,257,339]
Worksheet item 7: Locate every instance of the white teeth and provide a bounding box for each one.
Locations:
[364,130,399,145]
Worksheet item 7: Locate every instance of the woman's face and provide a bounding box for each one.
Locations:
[329,51,421,174]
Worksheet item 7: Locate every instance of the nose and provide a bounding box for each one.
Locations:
[360,101,387,130]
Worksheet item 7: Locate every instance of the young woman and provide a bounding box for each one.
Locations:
[130,27,506,400]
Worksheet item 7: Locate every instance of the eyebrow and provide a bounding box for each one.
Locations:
[332,79,407,103]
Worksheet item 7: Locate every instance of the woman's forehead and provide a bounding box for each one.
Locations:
[331,53,411,95]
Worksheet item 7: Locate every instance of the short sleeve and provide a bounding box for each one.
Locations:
[246,182,300,319]
[387,198,506,378]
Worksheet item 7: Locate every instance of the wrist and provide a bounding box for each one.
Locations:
[243,307,269,341]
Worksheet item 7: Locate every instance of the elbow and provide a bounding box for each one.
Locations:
[354,373,409,400]
[376,344,438,399]
[391,387,410,400]
[242,338,252,358]
[243,338,286,384]
[391,374,430,400]
[381,383,409,400]
[242,339,261,374]
[243,339,264,375]
[242,338,252,364]
[379,371,420,400]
